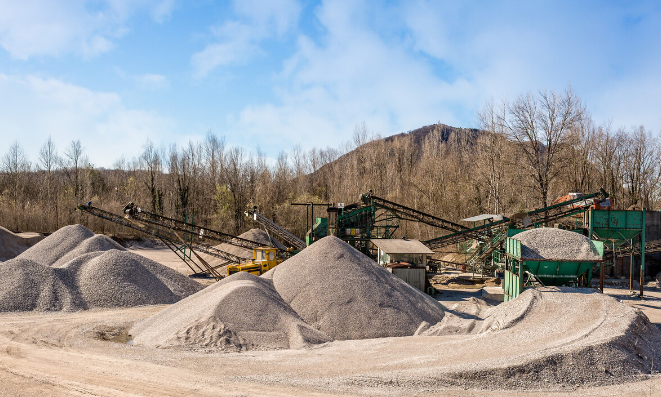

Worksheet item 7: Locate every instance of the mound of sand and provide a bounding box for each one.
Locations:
[0,224,203,312]
[131,271,331,351]
[513,227,601,260]
[263,236,446,340]
[132,236,446,350]
[0,226,44,262]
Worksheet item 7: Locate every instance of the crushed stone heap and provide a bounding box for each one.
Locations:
[132,236,446,350]
[0,224,203,312]
[512,227,601,260]
[131,271,331,351]
[0,226,44,262]
[263,236,446,340]
[422,288,661,388]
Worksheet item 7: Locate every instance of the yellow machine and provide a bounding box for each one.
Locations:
[227,247,280,276]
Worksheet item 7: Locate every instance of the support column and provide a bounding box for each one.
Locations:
[640,209,646,298]
[630,240,634,293]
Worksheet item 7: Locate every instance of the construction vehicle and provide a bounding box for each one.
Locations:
[227,247,279,276]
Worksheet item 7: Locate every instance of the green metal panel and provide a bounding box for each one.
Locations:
[589,210,644,248]
[506,237,522,258]
[507,228,525,237]
[503,269,520,302]
[523,260,595,286]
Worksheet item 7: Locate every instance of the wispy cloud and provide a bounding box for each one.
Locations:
[0,73,176,167]
[226,0,661,153]
[0,0,175,60]
[191,0,301,77]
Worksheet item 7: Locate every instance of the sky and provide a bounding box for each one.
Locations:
[0,0,660,168]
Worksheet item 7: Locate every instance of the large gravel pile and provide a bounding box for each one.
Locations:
[512,227,601,260]
[133,236,446,350]
[0,226,44,262]
[421,288,661,388]
[0,224,203,312]
[131,271,331,351]
[264,236,446,340]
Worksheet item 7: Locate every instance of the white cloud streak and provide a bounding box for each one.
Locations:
[0,73,176,168]
[191,0,301,77]
[0,0,175,60]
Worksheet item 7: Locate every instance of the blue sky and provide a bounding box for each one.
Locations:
[0,0,660,168]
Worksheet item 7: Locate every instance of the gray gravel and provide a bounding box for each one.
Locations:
[0,224,203,312]
[132,236,446,350]
[264,236,446,340]
[131,271,331,351]
[18,224,96,265]
[513,227,601,260]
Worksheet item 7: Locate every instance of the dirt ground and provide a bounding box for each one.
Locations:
[2,247,661,396]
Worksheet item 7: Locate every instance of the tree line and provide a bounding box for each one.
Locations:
[1,86,659,242]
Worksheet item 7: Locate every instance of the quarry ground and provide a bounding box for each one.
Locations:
[1,246,661,397]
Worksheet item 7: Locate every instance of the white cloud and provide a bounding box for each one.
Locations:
[0,73,176,168]
[0,0,175,60]
[191,0,302,77]
[191,22,259,77]
[225,0,474,151]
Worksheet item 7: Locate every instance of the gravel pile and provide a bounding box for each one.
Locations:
[512,227,601,260]
[0,224,203,312]
[18,224,97,265]
[0,226,44,262]
[0,258,82,311]
[132,236,446,350]
[131,271,331,351]
[266,236,446,340]
[425,288,661,389]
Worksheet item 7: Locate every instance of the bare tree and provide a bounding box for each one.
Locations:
[38,136,61,228]
[622,126,659,208]
[477,99,509,213]
[2,141,31,229]
[503,86,585,208]
[139,139,164,214]
[64,140,86,200]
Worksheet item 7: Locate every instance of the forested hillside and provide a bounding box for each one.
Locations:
[1,88,659,240]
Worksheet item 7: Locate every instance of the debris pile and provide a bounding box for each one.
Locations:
[422,288,661,388]
[0,224,203,312]
[264,236,446,340]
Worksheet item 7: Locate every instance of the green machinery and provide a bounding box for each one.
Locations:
[502,236,605,302]
[586,209,646,296]
[502,209,648,301]
[424,189,610,275]
[303,192,467,256]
